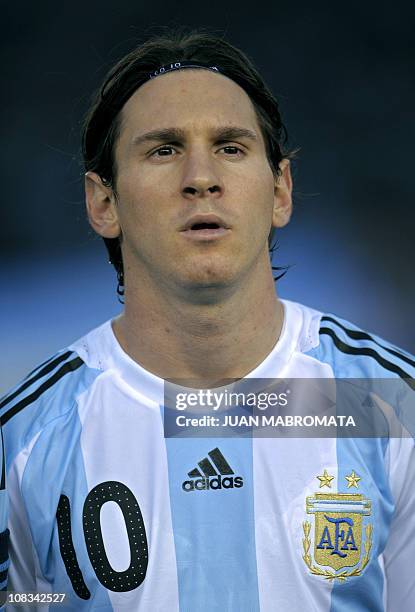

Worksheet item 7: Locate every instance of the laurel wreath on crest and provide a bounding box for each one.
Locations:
[302,521,373,581]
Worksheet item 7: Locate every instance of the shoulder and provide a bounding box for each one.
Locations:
[284,299,415,380]
[0,321,112,464]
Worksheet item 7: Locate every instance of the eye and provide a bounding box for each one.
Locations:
[151,145,177,157]
[218,145,244,156]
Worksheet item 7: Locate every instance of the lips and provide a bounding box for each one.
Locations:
[181,214,229,231]
[180,214,231,241]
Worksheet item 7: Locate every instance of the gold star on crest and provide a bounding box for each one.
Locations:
[345,470,361,488]
[317,469,334,488]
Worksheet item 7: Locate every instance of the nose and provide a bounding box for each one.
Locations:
[180,149,224,200]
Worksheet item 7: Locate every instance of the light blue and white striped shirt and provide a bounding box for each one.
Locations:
[1,299,414,611]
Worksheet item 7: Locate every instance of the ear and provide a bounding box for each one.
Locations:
[85,171,120,238]
[272,158,293,229]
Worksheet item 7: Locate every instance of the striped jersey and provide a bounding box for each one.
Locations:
[1,299,415,611]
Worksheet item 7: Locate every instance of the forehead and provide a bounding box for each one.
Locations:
[119,69,261,136]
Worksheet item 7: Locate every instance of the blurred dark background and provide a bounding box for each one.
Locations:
[2,1,414,392]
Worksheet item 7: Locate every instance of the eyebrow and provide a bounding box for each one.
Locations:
[131,126,258,147]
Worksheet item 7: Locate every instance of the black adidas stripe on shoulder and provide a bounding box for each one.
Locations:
[0,351,74,412]
[1,356,84,426]
[321,315,415,370]
[319,326,415,391]
[24,349,73,381]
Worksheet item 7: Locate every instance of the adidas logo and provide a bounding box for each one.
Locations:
[182,447,244,492]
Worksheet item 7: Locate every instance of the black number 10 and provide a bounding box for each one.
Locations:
[56,481,148,599]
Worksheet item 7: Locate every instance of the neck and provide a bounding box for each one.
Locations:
[112,255,284,386]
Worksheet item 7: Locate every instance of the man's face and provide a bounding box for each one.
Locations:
[97,69,291,295]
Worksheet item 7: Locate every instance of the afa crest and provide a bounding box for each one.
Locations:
[302,470,372,581]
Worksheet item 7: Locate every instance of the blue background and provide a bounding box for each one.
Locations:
[2,1,414,393]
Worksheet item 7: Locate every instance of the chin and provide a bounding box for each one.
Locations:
[175,267,241,302]
[183,263,236,285]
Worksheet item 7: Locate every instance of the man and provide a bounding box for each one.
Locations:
[1,31,414,611]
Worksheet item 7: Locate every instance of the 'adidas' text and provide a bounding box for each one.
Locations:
[182,475,244,492]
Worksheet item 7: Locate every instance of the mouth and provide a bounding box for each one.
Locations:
[180,215,231,241]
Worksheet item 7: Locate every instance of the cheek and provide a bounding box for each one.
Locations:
[115,173,168,229]
[237,167,275,220]
[237,177,276,250]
